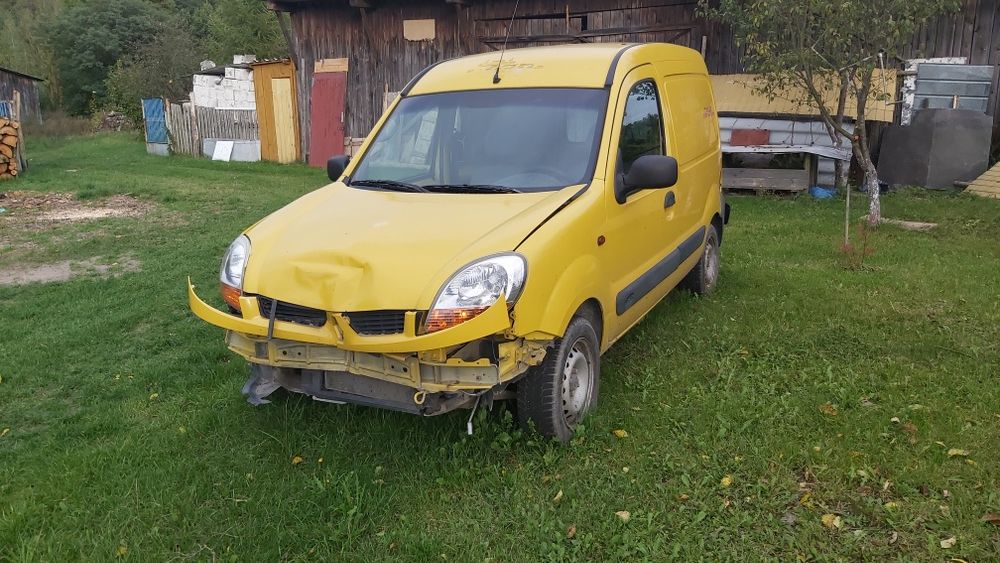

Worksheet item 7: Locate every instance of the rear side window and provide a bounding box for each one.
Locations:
[618,80,664,174]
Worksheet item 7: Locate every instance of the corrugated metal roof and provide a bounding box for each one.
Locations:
[965,162,1000,198]
[0,65,44,82]
[723,144,850,161]
[711,71,897,122]
[250,58,295,67]
[719,116,856,187]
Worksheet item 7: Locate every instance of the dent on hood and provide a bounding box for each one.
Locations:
[239,183,588,311]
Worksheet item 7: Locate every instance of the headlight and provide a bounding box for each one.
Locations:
[425,254,526,333]
[219,235,250,311]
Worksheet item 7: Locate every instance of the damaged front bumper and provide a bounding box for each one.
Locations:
[188,279,550,413]
[244,364,503,416]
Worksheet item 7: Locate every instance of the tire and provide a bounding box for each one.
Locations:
[516,315,601,443]
[681,226,721,296]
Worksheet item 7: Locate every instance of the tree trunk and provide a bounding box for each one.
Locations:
[861,151,882,227]
[852,68,879,227]
[857,148,881,226]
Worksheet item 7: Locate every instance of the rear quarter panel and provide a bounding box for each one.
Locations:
[657,63,724,231]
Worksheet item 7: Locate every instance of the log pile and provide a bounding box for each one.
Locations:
[0,118,24,180]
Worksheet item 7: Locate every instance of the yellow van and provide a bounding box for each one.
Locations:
[189,43,728,442]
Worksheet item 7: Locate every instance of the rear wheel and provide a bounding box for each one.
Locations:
[516,315,600,443]
[681,226,720,295]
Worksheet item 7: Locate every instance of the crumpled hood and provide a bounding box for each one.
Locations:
[241,182,581,312]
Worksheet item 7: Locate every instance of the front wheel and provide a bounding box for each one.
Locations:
[516,315,600,443]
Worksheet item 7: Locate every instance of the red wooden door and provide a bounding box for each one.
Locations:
[309,62,348,167]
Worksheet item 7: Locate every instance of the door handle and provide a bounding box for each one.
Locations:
[664,191,676,208]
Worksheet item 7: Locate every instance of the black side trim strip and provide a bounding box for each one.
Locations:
[615,226,706,316]
[400,59,450,97]
[604,44,639,87]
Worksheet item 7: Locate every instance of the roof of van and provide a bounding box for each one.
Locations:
[405,43,706,96]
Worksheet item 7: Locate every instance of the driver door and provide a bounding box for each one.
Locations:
[602,66,686,341]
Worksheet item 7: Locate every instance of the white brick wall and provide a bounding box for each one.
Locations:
[224,67,252,81]
[192,67,256,111]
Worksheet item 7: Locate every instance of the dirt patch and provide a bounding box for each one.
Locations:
[0,191,152,224]
[0,255,142,286]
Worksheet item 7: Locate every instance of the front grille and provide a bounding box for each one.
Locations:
[343,310,408,335]
[257,296,328,327]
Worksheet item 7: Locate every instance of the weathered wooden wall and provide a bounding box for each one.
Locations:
[0,69,42,124]
[166,101,199,156]
[282,0,999,160]
[902,0,1000,133]
[286,0,741,160]
[197,108,260,141]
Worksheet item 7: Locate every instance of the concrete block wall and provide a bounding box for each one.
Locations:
[191,57,257,111]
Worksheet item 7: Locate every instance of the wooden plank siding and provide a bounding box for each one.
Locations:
[902,0,1000,135]
[965,160,1000,196]
[252,60,302,163]
[279,0,999,161]
[284,0,739,160]
[166,101,199,156]
[0,69,42,124]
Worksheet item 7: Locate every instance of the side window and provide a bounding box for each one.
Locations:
[618,80,664,175]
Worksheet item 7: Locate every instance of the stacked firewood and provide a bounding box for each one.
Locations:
[0,118,24,180]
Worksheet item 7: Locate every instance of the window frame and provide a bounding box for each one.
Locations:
[347,87,612,193]
[614,78,667,201]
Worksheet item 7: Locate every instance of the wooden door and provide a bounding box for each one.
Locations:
[271,78,297,164]
[309,59,349,167]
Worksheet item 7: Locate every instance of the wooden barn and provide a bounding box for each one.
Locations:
[0,65,43,124]
[264,0,1000,164]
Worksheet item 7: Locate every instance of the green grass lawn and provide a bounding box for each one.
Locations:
[1,134,998,561]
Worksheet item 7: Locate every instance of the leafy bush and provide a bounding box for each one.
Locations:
[105,23,203,125]
[198,0,287,62]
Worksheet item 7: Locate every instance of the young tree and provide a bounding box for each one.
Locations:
[0,0,65,108]
[105,21,204,124]
[46,0,162,114]
[199,0,287,63]
[703,0,960,226]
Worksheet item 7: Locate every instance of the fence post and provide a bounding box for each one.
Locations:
[164,98,173,154]
[13,91,26,172]
[191,102,201,157]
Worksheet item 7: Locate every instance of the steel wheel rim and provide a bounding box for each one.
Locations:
[704,238,719,288]
[561,337,594,424]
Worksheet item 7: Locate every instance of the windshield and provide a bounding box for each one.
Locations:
[349,88,607,192]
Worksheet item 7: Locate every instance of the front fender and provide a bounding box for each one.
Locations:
[512,253,608,348]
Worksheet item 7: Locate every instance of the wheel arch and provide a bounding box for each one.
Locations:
[711,212,724,245]
[574,298,604,347]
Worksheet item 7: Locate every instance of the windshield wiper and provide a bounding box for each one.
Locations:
[422,184,523,194]
[350,179,429,193]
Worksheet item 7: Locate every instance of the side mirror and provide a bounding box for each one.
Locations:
[327,155,351,182]
[616,155,678,203]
